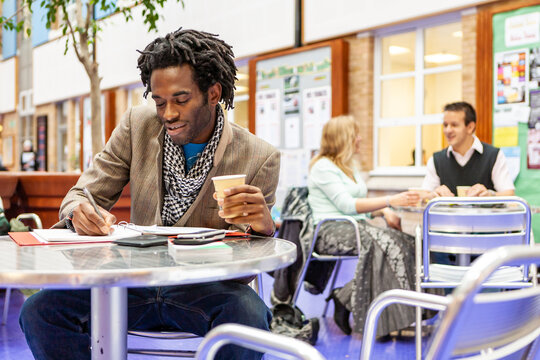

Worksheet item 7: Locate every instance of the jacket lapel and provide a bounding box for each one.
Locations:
[154,126,165,225]
[173,117,233,227]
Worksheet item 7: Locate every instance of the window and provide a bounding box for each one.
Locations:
[374,19,462,173]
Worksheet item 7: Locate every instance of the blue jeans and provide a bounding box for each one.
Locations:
[19,281,271,360]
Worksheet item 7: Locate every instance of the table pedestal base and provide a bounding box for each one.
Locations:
[91,287,127,360]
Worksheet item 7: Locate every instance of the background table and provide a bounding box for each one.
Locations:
[0,236,296,359]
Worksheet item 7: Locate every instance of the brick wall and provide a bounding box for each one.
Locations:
[462,11,477,107]
[346,34,374,171]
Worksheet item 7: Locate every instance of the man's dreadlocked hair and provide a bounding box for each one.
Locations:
[137,28,237,110]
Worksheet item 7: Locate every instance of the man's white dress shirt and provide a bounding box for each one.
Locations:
[422,136,515,192]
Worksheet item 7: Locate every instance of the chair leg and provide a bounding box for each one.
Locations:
[415,304,422,360]
[414,224,422,360]
[2,288,11,325]
[322,260,342,318]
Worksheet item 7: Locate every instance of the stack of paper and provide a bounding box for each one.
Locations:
[119,223,222,236]
[428,264,524,283]
[31,226,141,243]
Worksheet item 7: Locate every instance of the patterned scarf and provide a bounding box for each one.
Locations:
[161,106,225,225]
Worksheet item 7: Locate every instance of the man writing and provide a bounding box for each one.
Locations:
[19,28,279,360]
[422,101,515,197]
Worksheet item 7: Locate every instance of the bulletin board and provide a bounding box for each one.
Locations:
[248,39,348,218]
[492,5,540,242]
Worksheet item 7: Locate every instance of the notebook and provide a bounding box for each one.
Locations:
[31,226,141,243]
[117,222,225,236]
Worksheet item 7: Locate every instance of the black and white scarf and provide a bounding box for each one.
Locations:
[161,106,225,226]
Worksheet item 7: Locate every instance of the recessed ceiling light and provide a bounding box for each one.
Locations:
[452,31,463,38]
[424,53,461,63]
[389,45,411,55]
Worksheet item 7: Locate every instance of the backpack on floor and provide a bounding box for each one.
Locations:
[269,303,319,345]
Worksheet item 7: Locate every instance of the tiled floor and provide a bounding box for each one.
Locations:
[0,259,420,359]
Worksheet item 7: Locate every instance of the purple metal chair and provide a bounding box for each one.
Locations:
[362,245,540,360]
[2,213,42,325]
[127,275,264,357]
[413,197,535,359]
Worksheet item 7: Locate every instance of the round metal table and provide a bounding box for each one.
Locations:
[0,236,296,359]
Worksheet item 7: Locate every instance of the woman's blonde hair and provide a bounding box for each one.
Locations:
[310,115,360,180]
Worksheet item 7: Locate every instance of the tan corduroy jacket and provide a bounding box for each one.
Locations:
[57,105,280,231]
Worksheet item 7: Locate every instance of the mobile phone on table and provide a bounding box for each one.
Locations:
[113,235,168,247]
[172,229,226,246]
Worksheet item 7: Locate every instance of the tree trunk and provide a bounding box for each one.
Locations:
[89,65,103,157]
[69,0,104,159]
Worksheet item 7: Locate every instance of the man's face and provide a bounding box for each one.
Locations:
[150,65,216,145]
[442,110,475,151]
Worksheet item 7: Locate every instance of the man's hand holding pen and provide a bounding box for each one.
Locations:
[72,188,116,235]
[72,202,116,235]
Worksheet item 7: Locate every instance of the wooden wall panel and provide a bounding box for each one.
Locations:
[0,173,131,228]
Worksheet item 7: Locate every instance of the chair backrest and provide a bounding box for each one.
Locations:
[427,245,540,360]
[195,323,326,360]
[279,186,315,255]
[281,186,312,222]
[422,196,531,282]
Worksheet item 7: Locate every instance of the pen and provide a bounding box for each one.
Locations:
[83,187,105,221]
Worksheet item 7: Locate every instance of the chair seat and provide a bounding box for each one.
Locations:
[424,264,526,284]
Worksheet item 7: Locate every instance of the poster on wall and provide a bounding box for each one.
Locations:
[493,106,530,147]
[302,86,331,150]
[505,12,540,48]
[529,48,540,88]
[528,102,540,169]
[283,75,300,115]
[495,50,528,107]
[284,116,301,149]
[528,128,540,169]
[255,89,281,148]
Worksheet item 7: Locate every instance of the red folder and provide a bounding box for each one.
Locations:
[8,232,112,246]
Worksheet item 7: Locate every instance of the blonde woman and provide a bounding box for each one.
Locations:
[308,115,419,337]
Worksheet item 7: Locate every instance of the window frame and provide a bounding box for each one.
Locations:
[371,12,463,176]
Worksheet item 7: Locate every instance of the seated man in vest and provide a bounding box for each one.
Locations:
[422,101,515,197]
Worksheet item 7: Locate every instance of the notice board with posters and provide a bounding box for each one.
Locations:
[248,39,348,218]
[493,5,540,241]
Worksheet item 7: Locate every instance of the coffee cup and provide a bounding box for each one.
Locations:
[456,186,471,197]
[212,174,246,199]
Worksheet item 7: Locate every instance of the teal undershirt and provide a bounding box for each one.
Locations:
[183,142,207,171]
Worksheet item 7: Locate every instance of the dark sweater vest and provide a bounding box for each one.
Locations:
[433,142,499,195]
